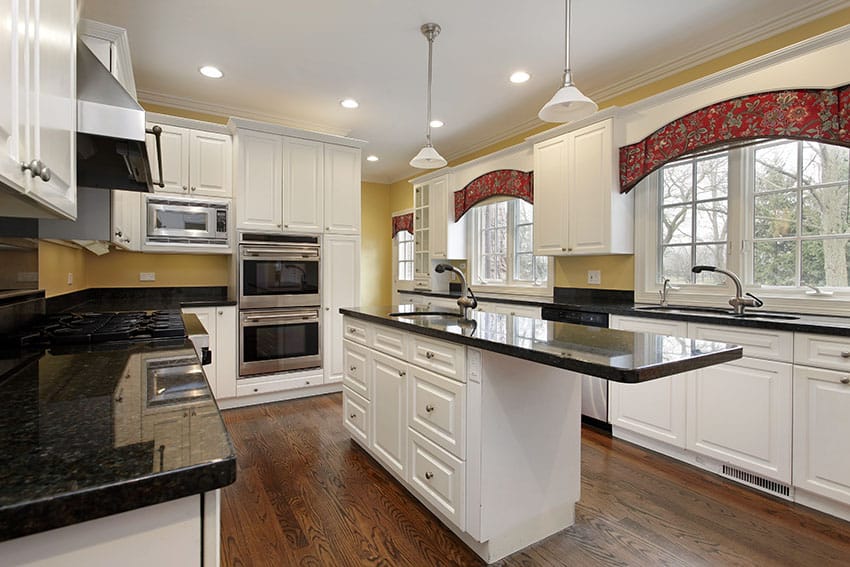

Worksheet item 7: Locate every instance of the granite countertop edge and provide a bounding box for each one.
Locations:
[340,307,744,383]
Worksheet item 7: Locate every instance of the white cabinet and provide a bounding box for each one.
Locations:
[793,365,850,507]
[323,234,361,383]
[182,305,237,399]
[111,190,142,251]
[412,174,465,285]
[323,144,361,234]
[146,121,232,198]
[235,128,283,231]
[371,351,408,477]
[476,301,541,319]
[532,118,633,256]
[283,137,323,232]
[342,387,370,446]
[0,0,76,220]
[608,315,689,447]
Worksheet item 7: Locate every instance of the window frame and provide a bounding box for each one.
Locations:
[392,209,416,293]
[467,197,553,296]
[635,140,850,315]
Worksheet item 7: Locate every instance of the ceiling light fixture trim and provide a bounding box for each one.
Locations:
[510,71,531,84]
[410,22,447,169]
[366,155,379,162]
[199,65,223,79]
[538,0,597,122]
[341,98,359,109]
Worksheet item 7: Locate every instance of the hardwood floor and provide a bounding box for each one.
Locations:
[220,393,850,566]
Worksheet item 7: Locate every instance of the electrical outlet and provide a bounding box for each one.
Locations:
[67,272,73,285]
[139,272,156,282]
[587,270,601,285]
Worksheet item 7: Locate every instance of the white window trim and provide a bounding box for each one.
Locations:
[634,144,850,316]
[467,198,553,297]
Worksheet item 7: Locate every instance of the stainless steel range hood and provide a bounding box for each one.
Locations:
[76,41,161,192]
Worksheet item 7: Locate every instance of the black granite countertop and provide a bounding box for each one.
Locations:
[46,287,236,314]
[0,338,236,542]
[341,305,743,383]
[400,289,850,337]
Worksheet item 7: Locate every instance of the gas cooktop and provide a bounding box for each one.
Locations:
[3,310,187,349]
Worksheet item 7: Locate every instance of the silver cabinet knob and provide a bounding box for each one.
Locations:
[182,185,188,192]
[398,370,406,377]
[326,226,331,230]
[325,307,330,311]
[218,310,224,315]
[350,365,357,372]
[114,230,123,238]
[277,224,282,228]
[841,351,850,358]
[190,186,196,192]
[561,247,566,251]
[425,472,434,480]
[350,413,357,419]
[21,159,50,181]
[284,224,289,228]
[306,380,311,385]
[425,404,434,413]
[841,377,850,384]
[122,237,131,244]
[425,351,435,359]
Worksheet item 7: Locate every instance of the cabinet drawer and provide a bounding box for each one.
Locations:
[343,387,370,446]
[236,374,320,396]
[371,325,408,359]
[795,333,850,371]
[689,323,792,362]
[342,317,370,344]
[410,335,466,382]
[610,316,688,336]
[409,366,466,459]
[408,428,465,529]
[343,340,371,399]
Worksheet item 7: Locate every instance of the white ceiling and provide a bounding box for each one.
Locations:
[82,0,850,183]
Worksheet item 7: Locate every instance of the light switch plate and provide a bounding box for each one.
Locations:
[587,270,601,285]
[139,272,156,282]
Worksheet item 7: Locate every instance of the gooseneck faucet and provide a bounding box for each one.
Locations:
[659,278,679,307]
[434,263,478,318]
[692,265,763,315]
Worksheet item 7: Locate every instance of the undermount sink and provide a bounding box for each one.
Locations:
[635,305,799,320]
[387,311,462,318]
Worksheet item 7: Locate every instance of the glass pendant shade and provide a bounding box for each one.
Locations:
[409,144,447,169]
[538,83,597,122]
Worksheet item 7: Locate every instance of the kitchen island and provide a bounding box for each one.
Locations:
[339,305,742,563]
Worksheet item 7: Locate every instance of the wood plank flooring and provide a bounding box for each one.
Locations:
[220,393,850,566]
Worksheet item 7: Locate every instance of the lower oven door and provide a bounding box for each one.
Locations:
[239,309,322,376]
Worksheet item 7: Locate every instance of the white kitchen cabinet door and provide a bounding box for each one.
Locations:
[322,235,361,383]
[214,306,237,399]
[323,144,361,234]
[183,307,217,397]
[148,123,191,194]
[793,365,850,506]
[111,189,142,251]
[0,0,28,195]
[235,129,283,232]
[370,351,407,477]
[532,135,569,256]
[189,130,232,197]
[568,120,614,254]
[687,357,792,483]
[608,316,689,447]
[283,137,323,232]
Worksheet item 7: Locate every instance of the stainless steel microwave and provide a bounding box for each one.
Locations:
[144,195,229,248]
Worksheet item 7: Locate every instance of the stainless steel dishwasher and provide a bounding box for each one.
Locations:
[541,306,610,428]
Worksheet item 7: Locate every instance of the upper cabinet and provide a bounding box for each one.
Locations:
[411,173,465,284]
[0,0,77,220]
[230,118,364,235]
[532,117,633,256]
[145,116,232,198]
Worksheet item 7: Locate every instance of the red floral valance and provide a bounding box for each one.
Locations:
[391,212,413,237]
[619,85,850,193]
[454,169,533,220]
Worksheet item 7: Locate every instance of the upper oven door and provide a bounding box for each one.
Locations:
[147,199,217,239]
[239,244,320,309]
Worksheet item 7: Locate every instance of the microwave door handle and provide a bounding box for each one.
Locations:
[145,126,166,188]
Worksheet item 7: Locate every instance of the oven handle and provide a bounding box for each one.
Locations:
[241,247,319,259]
[242,312,319,324]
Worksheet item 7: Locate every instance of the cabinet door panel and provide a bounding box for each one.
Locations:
[235,130,282,231]
[688,358,792,482]
[190,131,231,197]
[568,121,611,254]
[215,306,237,399]
[408,366,465,459]
[342,340,370,399]
[532,136,568,255]
[0,0,27,192]
[343,387,370,446]
[283,137,323,232]
[323,144,360,234]
[370,352,407,476]
[182,307,216,397]
[323,236,361,383]
[148,124,190,194]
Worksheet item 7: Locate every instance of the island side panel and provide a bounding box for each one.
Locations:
[474,349,582,561]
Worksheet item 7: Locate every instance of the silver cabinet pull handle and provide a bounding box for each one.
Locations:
[425,404,434,413]
[425,472,434,480]
[425,351,435,359]
[841,351,850,358]
[841,377,850,384]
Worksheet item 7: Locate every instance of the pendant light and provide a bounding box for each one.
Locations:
[410,23,447,169]
[538,0,597,122]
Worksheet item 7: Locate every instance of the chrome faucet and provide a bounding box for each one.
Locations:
[659,278,679,307]
[691,265,763,315]
[434,263,478,318]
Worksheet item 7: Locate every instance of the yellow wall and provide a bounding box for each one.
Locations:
[39,241,88,297]
[389,178,413,214]
[360,182,392,305]
[86,251,229,288]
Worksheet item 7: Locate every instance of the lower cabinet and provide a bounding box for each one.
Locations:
[408,428,465,527]
[793,365,850,506]
[342,387,370,446]
[323,234,361,384]
[370,351,408,477]
[182,305,237,399]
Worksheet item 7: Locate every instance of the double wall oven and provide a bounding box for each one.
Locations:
[238,233,321,377]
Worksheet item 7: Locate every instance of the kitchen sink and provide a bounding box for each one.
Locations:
[635,305,799,320]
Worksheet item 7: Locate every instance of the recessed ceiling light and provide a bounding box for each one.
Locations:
[366,155,379,162]
[510,71,531,84]
[340,98,359,109]
[199,65,223,79]
[429,119,444,128]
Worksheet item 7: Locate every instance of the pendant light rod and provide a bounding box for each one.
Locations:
[422,23,440,147]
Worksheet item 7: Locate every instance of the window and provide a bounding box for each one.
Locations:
[470,198,549,288]
[395,229,414,281]
[638,138,850,309]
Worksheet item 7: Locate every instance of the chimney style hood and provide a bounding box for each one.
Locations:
[76,41,159,192]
